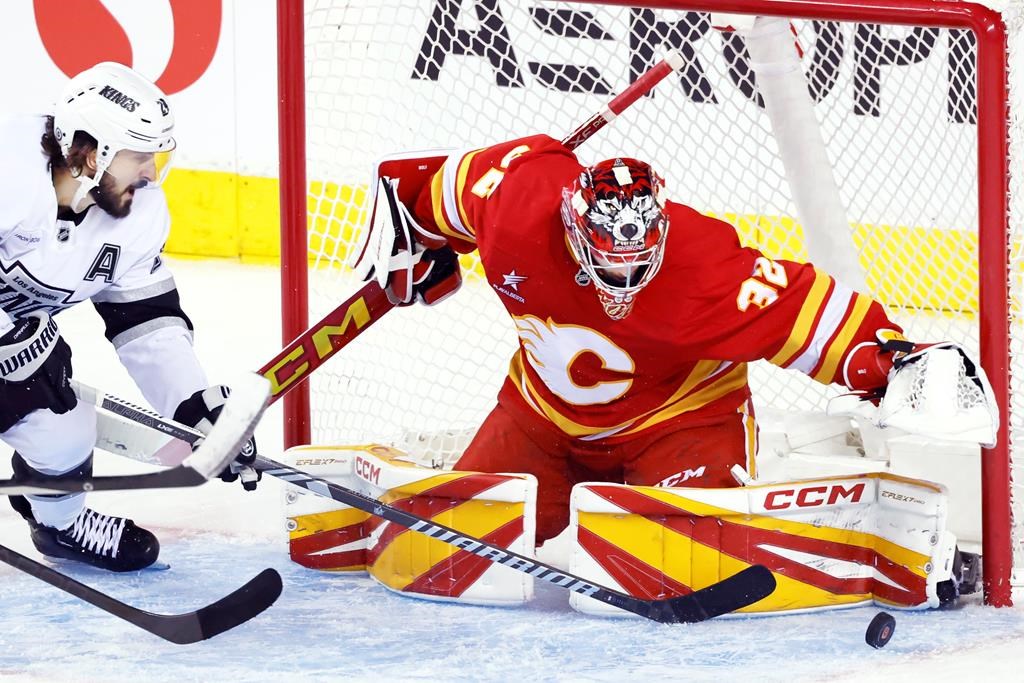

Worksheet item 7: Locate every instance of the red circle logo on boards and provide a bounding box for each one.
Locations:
[33,0,221,94]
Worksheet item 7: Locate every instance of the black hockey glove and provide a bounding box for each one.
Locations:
[0,311,75,433]
[174,385,260,491]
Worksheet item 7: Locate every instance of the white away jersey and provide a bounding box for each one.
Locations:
[0,114,207,414]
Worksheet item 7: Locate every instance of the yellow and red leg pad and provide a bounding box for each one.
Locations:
[568,472,956,617]
[283,444,538,605]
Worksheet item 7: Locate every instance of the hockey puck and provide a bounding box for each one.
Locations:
[865,611,896,649]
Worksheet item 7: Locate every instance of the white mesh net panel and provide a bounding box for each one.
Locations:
[293,1,1023,588]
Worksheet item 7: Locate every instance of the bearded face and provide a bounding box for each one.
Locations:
[90,171,140,218]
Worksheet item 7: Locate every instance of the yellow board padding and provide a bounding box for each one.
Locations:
[706,211,992,314]
[162,169,1012,314]
[163,168,281,261]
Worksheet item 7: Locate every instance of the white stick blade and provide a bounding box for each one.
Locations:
[183,373,271,479]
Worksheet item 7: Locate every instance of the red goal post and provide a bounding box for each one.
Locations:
[277,0,1021,605]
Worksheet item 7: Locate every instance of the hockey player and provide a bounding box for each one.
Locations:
[356,134,995,580]
[0,62,258,572]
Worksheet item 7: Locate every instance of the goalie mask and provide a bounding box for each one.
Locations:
[561,158,668,319]
[54,62,176,211]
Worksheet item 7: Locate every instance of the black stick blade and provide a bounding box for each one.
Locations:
[647,564,777,624]
[170,568,283,644]
[0,544,282,645]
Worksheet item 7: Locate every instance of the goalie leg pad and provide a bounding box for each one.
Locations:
[568,472,956,617]
[283,444,537,606]
[455,404,575,545]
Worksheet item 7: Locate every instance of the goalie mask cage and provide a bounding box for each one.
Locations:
[277,0,1022,606]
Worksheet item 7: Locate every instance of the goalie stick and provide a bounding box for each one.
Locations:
[0,543,282,644]
[260,51,687,403]
[0,373,271,496]
[69,391,776,623]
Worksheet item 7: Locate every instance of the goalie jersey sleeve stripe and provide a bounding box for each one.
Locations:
[767,268,832,367]
[420,135,568,252]
[452,149,479,237]
[427,147,480,246]
[760,265,885,387]
[811,292,875,384]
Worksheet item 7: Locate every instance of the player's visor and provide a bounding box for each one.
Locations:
[150,148,175,187]
[108,144,176,189]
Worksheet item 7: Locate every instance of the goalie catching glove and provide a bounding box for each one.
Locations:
[354,173,462,307]
[830,330,999,447]
[174,385,260,490]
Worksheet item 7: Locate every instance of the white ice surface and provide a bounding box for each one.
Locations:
[0,257,1022,682]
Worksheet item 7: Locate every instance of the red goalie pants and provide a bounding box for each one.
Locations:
[455,403,757,545]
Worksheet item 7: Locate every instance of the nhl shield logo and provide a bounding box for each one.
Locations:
[574,269,591,286]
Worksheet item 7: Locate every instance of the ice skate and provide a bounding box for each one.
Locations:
[10,495,160,573]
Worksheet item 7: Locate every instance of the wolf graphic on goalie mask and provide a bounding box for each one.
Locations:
[561,157,669,320]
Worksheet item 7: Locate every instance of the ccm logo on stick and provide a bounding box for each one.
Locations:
[262,296,373,396]
[355,456,380,485]
[763,482,867,510]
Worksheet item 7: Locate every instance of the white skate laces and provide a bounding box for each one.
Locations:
[67,509,127,558]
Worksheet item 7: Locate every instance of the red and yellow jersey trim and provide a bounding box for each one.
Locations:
[508,354,750,438]
[427,148,481,245]
[768,267,832,367]
[811,292,874,384]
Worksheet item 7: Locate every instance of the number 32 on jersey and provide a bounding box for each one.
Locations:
[737,257,788,311]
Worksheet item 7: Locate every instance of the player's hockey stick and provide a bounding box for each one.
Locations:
[0,543,282,644]
[72,386,775,623]
[0,373,270,496]
[260,51,687,402]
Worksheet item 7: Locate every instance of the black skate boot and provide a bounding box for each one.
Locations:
[937,546,982,607]
[9,453,159,572]
[25,506,160,572]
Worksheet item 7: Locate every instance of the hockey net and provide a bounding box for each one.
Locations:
[279,0,1023,604]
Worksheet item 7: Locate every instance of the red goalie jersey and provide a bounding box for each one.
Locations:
[413,134,898,442]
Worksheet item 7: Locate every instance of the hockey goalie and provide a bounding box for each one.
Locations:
[282,134,997,617]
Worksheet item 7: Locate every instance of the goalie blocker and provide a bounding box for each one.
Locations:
[351,150,463,307]
[282,445,959,615]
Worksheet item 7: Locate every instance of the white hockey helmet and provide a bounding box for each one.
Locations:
[53,62,176,209]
